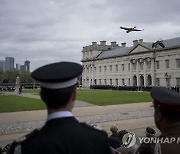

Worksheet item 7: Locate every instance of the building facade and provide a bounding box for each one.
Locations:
[24,60,30,72]
[0,60,5,72]
[5,57,14,71]
[81,37,180,88]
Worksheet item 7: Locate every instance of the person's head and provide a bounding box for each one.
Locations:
[118,130,128,142]
[145,127,156,137]
[110,125,118,134]
[40,85,77,110]
[150,87,180,131]
[31,61,82,111]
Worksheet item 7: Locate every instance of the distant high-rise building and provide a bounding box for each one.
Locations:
[5,57,14,71]
[0,60,5,72]
[20,65,26,71]
[24,59,30,72]
[16,64,21,70]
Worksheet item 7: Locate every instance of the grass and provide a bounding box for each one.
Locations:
[0,89,152,113]
[77,89,152,105]
[22,89,40,94]
[0,95,46,113]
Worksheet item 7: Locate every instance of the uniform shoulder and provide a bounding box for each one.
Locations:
[80,122,107,135]
[6,129,40,154]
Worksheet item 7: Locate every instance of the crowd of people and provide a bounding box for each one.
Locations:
[0,61,180,154]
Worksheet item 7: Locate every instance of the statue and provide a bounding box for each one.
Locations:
[15,76,20,94]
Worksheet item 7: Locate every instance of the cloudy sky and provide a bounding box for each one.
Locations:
[0,0,180,71]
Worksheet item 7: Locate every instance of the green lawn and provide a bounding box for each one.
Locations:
[0,95,46,113]
[0,89,152,113]
[22,89,40,94]
[77,89,152,105]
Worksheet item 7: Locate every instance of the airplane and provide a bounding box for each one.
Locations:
[120,26,144,33]
[152,40,165,48]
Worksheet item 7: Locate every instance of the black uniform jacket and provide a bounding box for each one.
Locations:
[21,117,110,154]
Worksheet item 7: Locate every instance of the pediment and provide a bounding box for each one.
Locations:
[129,44,150,54]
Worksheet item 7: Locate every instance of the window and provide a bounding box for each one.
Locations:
[165,60,169,68]
[110,65,112,72]
[90,67,92,73]
[104,66,106,72]
[133,64,136,70]
[94,79,97,85]
[110,79,112,85]
[122,64,124,71]
[122,79,125,85]
[155,61,159,69]
[99,66,101,72]
[176,78,180,86]
[99,79,101,85]
[94,67,96,73]
[147,61,151,69]
[115,65,118,71]
[139,62,143,70]
[116,79,118,85]
[176,59,180,68]
[155,78,160,86]
[104,79,107,85]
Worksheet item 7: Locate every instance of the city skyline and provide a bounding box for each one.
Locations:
[0,57,30,72]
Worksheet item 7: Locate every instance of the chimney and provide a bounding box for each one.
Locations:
[92,42,97,46]
[139,39,143,43]
[82,46,87,51]
[133,40,138,46]
[121,42,126,47]
[111,41,116,47]
[100,41,106,45]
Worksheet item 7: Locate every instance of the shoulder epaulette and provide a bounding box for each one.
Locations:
[5,129,40,154]
[80,122,106,134]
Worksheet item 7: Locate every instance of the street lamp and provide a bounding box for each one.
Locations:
[164,72,171,87]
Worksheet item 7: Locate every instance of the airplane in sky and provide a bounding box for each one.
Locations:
[120,26,144,33]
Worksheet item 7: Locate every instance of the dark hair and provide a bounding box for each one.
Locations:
[40,85,76,109]
[118,130,128,141]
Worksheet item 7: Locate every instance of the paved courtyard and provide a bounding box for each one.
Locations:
[0,92,157,147]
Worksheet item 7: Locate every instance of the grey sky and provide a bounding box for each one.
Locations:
[0,0,180,71]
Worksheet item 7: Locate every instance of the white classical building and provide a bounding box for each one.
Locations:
[81,37,180,88]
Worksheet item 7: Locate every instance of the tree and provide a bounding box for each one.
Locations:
[0,70,34,84]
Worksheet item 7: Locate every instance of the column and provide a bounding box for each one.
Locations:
[151,58,155,86]
[143,60,147,86]
[88,65,91,87]
[137,61,140,86]
[130,61,133,86]
[91,65,94,85]
[84,66,87,87]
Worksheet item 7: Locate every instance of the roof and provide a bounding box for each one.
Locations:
[141,37,180,49]
[95,37,180,60]
[97,47,132,59]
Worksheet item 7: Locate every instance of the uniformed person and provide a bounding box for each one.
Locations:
[145,127,156,137]
[138,87,180,154]
[7,61,111,154]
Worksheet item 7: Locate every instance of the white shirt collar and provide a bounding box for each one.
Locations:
[47,111,73,121]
